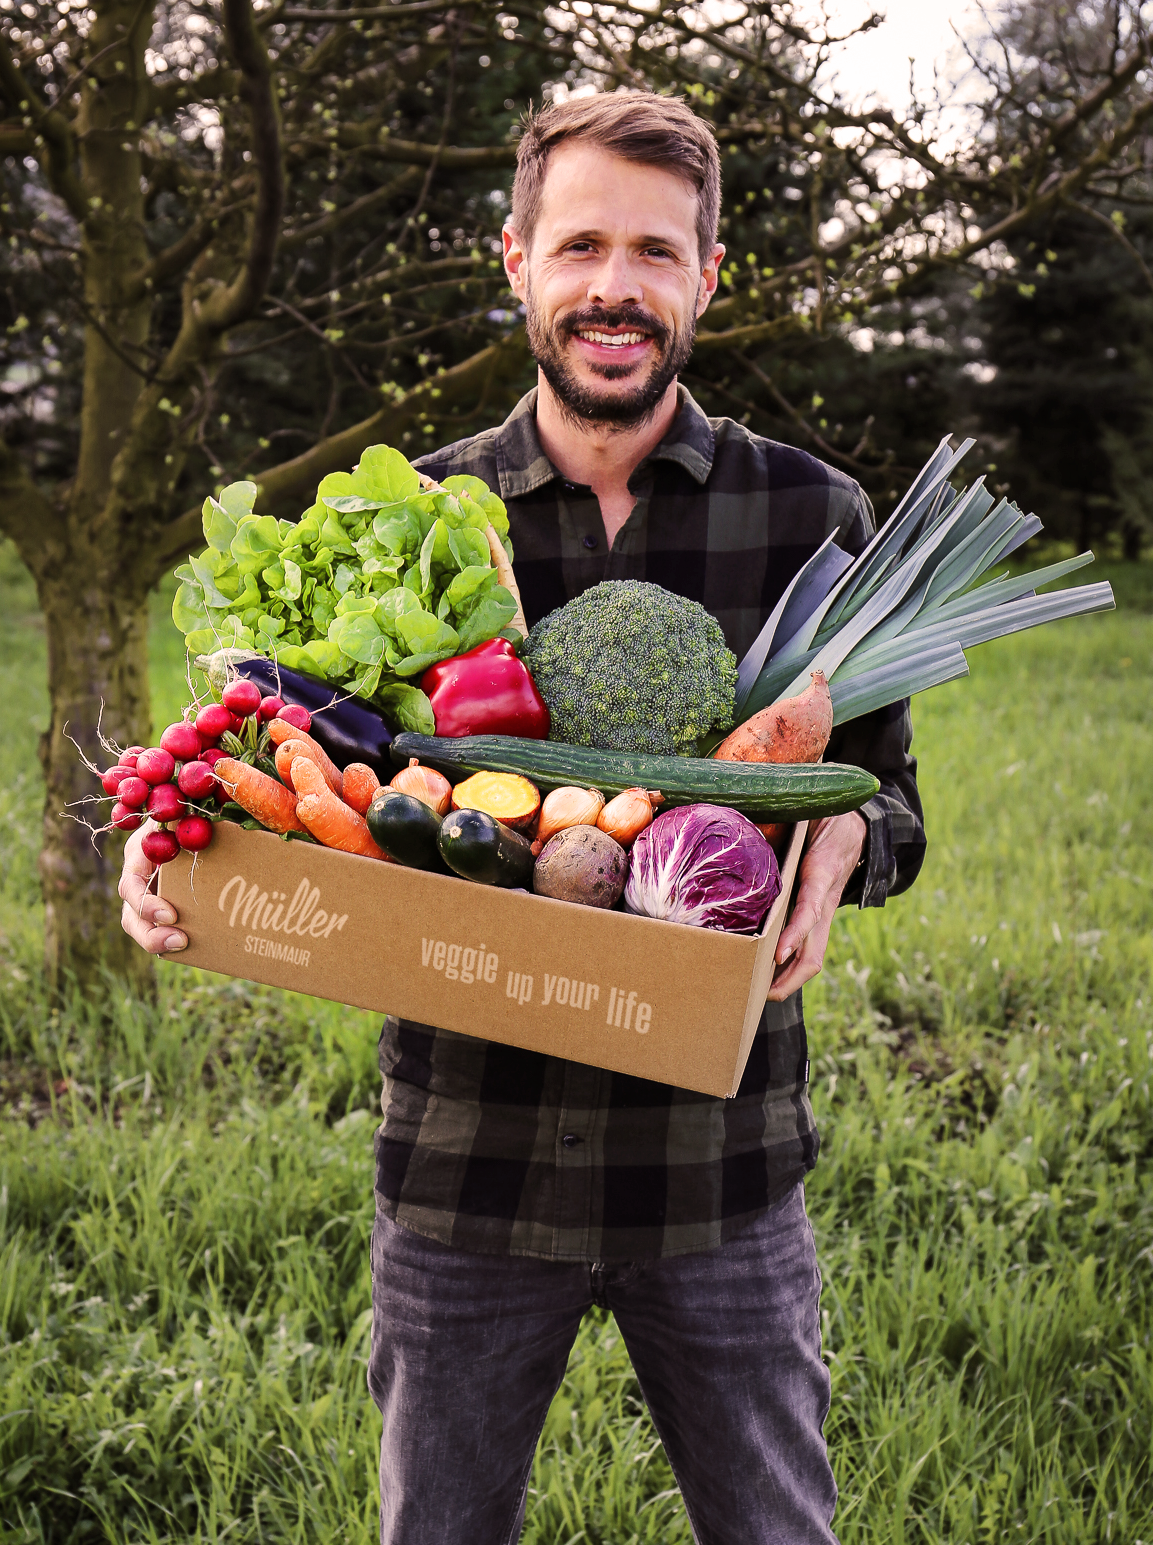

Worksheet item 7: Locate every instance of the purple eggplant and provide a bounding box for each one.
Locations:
[235,656,394,779]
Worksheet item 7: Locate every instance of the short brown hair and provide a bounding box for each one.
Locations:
[511,93,722,263]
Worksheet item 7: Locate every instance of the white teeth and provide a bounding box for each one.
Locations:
[577,330,646,347]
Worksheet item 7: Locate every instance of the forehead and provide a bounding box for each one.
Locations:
[535,141,699,250]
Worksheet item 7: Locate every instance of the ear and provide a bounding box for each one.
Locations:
[696,243,725,319]
[503,222,529,303]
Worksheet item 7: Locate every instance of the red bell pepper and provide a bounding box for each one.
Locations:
[421,638,551,739]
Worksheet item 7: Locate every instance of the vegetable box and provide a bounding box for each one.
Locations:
[158,820,806,1098]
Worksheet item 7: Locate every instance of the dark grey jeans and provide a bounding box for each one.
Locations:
[367,1181,837,1545]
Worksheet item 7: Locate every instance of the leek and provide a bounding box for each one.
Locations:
[734,436,1116,728]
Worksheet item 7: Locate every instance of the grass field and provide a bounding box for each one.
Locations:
[1,540,1151,1544]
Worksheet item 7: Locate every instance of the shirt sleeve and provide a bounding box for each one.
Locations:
[826,697,926,909]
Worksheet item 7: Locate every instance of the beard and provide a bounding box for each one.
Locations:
[525,289,696,432]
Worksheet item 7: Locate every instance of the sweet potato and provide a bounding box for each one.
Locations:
[713,671,833,765]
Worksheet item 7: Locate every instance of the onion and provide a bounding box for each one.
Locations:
[389,757,452,816]
[533,786,605,853]
[597,788,662,848]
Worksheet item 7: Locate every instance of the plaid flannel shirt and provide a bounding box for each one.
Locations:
[373,386,926,1263]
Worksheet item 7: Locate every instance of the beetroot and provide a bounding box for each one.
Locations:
[146,783,187,824]
[141,828,181,865]
[175,815,213,852]
[110,802,143,832]
[195,703,233,741]
[136,747,176,785]
[160,720,203,761]
[222,679,262,716]
[116,775,150,811]
[177,760,216,799]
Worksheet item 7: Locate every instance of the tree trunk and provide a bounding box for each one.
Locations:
[36,560,155,997]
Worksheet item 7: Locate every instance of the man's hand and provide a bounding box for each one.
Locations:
[767,812,866,1002]
[118,826,187,955]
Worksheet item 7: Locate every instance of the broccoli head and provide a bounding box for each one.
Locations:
[520,579,738,756]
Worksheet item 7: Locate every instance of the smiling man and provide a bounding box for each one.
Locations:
[119,93,925,1545]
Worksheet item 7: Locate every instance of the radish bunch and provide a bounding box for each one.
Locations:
[96,678,313,866]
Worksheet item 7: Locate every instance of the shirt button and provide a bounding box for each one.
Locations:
[562,1133,580,1148]
[582,534,598,550]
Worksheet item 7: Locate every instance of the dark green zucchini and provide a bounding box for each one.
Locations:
[437,807,535,888]
[391,734,879,823]
[366,789,447,872]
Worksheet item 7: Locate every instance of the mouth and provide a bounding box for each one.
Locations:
[574,329,651,348]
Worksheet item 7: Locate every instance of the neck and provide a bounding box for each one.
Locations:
[533,372,681,492]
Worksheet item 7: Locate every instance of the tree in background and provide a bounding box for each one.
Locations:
[2,0,1152,992]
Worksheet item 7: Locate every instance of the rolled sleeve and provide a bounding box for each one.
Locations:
[828,697,926,909]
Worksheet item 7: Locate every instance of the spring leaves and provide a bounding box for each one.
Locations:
[172,446,517,733]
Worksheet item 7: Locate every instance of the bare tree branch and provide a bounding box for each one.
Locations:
[0,30,85,220]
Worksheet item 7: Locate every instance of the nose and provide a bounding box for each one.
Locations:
[587,246,641,309]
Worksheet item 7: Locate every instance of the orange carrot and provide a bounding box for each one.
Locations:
[214,757,305,834]
[342,762,381,816]
[266,718,344,797]
[713,672,833,765]
[289,756,389,860]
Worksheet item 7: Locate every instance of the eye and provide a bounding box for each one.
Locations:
[565,240,597,253]
[643,246,673,259]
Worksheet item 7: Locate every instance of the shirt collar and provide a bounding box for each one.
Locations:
[493,383,716,500]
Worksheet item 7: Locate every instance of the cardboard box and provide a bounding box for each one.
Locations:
[159,820,806,1098]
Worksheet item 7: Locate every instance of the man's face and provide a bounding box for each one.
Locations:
[504,142,723,430]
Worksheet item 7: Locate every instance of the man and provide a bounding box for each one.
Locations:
[120,94,925,1545]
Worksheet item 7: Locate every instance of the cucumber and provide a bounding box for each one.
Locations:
[366,789,447,872]
[391,734,879,823]
[437,807,535,888]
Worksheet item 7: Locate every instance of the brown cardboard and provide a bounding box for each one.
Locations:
[159,820,806,1098]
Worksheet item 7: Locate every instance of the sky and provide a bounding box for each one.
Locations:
[803,0,988,112]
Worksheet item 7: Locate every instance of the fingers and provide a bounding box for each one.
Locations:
[768,909,834,1002]
[118,826,187,955]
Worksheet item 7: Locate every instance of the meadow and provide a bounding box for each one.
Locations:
[1,539,1151,1544]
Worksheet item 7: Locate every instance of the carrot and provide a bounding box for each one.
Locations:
[342,762,381,816]
[288,756,389,860]
[214,757,306,834]
[713,671,833,765]
[266,718,344,797]
[273,736,330,791]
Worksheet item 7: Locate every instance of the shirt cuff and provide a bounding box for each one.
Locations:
[839,795,892,910]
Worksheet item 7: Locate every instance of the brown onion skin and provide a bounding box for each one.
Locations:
[389,757,452,816]
[596,787,661,848]
[531,786,604,855]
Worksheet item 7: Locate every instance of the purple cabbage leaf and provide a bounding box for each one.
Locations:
[623,805,782,934]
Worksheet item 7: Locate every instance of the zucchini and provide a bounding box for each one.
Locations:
[366,789,447,872]
[392,733,879,823]
[437,807,535,888]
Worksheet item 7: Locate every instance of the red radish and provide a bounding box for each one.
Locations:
[110,802,142,832]
[141,828,180,865]
[101,766,132,796]
[276,703,311,732]
[178,760,216,799]
[116,775,150,811]
[259,695,285,721]
[160,721,203,761]
[146,783,186,823]
[122,746,146,766]
[222,679,262,716]
[201,747,228,769]
[195,703,233,741]
[175,814,213,851]
[136,747,176,785]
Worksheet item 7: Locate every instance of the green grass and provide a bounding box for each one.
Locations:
[1,540,1152,1543]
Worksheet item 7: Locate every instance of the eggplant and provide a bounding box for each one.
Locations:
[235,656,394,780]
